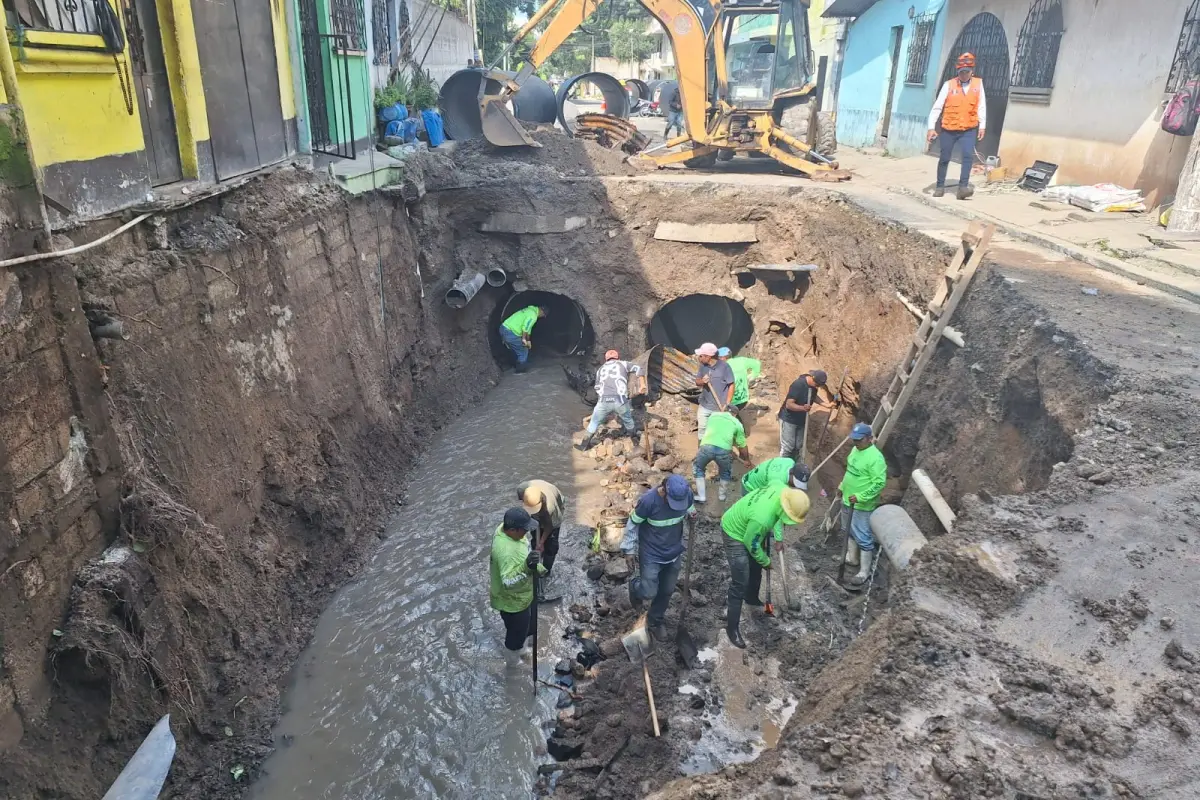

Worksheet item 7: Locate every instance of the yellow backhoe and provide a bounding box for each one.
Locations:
[460,0,848,178]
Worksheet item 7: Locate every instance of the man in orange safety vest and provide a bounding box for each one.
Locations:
[926,52,987,201]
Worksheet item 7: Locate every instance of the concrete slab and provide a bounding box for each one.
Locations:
[654,221,758,244]
[327,150,406,195]
[480,213,590,234]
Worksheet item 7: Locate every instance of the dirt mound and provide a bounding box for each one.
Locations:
[441,127,639,187]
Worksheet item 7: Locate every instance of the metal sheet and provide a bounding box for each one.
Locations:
[191,0,287,179]
[633,345,701,401]
[821,0,881,18]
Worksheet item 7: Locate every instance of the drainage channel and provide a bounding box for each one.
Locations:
[250,367,592,799]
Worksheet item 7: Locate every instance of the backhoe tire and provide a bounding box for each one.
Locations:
[813,110,837,157]
[684,150,718,169]
[717,149,735,162]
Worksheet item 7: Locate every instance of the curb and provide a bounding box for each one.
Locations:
[889,185,1200,307]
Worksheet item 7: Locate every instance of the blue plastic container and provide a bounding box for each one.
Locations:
[421,109,445,147]
[377,102,407,123]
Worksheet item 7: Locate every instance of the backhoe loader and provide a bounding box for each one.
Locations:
[449,0,847,178]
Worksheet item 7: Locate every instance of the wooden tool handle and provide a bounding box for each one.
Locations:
[643,663,660,737]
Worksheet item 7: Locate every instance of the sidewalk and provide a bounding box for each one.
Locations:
[836,149,1200,304]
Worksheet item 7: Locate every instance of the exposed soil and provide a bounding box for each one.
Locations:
[4,131,1200,800]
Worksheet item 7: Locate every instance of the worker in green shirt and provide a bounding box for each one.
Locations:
[718,347,761,419]
[498,305,546,373]
[839,422,888,587]
[489,507,545,667]
[692,410,752,503]
[720,485,809,648]
[740,457,810,495]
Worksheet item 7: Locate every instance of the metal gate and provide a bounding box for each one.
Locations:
[939,12,1010,158]
[191,0,288,180]
[298,0,357,159]
[125,0,183,185]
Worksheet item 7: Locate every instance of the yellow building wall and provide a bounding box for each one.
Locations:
[158,0,210,177]
[10,29,145,167]
[271,0,296,122]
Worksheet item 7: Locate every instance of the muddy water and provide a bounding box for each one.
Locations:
[251,367,590,799]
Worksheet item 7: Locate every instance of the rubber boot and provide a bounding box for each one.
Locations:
[695,477,707,503]
[957,184,975,200]
[718,481,729,501]
[630,432,641,450]
[844,538,860,566]
[725,598,745,648]
[932,186,945,198]
[504,648,522,669]
[849,549,874,587]
[576,432,595,452]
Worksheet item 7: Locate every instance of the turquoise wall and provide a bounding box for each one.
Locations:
[836,0,948,157]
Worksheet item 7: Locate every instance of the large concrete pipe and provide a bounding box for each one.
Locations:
[445,272,486,309]
[556,72,630,136]
[624,78,650,101]
[868,505,928,570]
[647,294,753,355]
[439,69,557,140]
[485,267,508,287]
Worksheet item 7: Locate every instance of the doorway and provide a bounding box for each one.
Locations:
[939,12,1010,158]
[879,25,904,142]
[125,0,183,186]
[191,0,288,180]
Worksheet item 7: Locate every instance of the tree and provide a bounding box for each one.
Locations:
[607,19,653,64]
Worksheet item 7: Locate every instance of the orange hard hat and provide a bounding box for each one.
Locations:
[605,349,619,360]
[956,52,976,69]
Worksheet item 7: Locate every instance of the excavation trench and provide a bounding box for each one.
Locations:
[1,159,1125,800]
[241,178,1097,800]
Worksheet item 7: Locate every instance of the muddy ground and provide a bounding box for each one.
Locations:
[4,130,1199,800]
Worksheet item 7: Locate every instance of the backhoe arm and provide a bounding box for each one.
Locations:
[500,0,709,142]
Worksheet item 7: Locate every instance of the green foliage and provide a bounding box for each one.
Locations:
[410,67,440,110]
[607,18,653,63]
[374,84,406,110]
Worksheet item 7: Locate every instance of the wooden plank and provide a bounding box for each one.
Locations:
[654,222,758,244]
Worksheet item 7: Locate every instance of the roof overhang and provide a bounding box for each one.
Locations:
[821,0,880,17]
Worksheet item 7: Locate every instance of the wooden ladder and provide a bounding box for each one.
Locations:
[820,222,994,532]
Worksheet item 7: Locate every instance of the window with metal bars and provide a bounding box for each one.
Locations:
[1011,0,1064,91]
[331,0,368,52]
[904,12,937,86]
[3,0,104,35]
[372,0,392,65]
[1167,0,1200,93]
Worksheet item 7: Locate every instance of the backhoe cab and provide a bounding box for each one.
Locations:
[461,0,847,179]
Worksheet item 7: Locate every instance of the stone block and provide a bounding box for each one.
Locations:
[0,408,35,452]
[7,430,62,489]
[153,268,192,304]
[480,213,589,234]
[13,477,49,524]
[18,559,45,599]
[653,221,758,244]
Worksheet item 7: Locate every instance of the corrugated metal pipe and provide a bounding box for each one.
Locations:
[445,272,486,309]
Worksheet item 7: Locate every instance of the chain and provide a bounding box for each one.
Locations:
[856,548,882,635]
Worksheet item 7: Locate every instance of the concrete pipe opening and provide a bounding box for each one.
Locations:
[490,291,594,364]
[647,294,753,354]
[486,267,508,287]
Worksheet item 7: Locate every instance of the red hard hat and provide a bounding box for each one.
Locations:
[956,52,976,69]
[605,349,619,360]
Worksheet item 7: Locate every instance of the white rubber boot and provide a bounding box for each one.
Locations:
[850,549,874,586]
[844,538,860,566]
[504,649,522,669]
[695,477,707,503]
[718,481,729,501]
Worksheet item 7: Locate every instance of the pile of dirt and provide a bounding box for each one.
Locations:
[438,128,639,187]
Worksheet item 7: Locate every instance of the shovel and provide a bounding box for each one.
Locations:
[675,516,699,669]
[778,548,801,612]
[621,621,661,737]
[764,562,775,617]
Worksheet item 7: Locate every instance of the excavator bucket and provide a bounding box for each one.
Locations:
[481,98,540,148]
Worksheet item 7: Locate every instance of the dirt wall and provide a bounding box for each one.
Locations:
[0,168,500,798]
